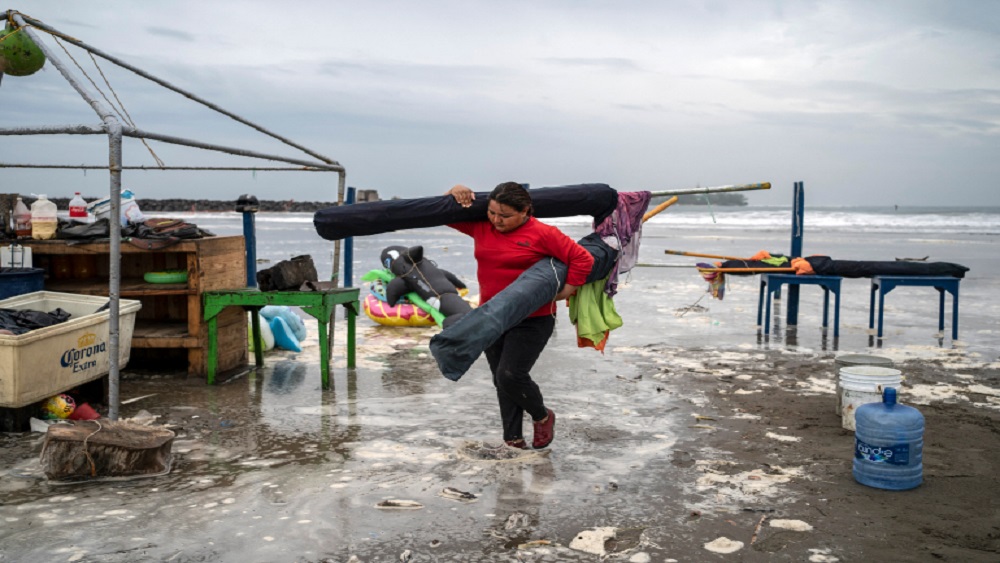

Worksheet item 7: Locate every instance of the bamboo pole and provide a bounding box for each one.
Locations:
[634,263,696,268]
[642,196,678,222]
[665,249,747,261]
[696,267,796,274]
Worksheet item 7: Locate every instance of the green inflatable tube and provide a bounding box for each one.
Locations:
[360,269,446,326]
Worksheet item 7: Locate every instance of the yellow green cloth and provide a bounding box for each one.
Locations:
[568,277,623,347]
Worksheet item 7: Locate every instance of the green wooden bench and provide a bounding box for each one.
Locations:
[203,288,360,388]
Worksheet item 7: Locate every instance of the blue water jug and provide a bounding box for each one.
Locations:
[853,387,924,490]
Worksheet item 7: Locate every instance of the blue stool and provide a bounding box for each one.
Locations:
[869,276,960,340]
[758,274,842,337]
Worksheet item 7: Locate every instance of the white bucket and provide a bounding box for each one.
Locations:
[833,354,894,415]
[840,365,903,431]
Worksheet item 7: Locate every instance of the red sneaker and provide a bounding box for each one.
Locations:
[505,439,527,449]
[532,408,555,449]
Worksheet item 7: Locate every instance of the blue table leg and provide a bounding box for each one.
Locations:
[765,283,774,336]
[952,286,959,340]
[869,280,877,332]
[834,286,841,338]
[786,285,800,327]
[821,287,830,330]
[877,286,887,339]
[757,278,766,329]
[937,287,946,333]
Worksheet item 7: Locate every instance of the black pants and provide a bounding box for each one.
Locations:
[485,315,555,442]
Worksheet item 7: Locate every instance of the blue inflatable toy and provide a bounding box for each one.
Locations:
[270,316,302,352]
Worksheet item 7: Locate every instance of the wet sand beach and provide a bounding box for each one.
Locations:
[1,209,998,561]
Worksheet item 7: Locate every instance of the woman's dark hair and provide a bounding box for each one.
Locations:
[489,182,533,216]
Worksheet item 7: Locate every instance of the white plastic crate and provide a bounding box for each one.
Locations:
[0,291,141,408]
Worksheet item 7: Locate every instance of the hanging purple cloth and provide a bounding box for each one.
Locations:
[594,191,651,297]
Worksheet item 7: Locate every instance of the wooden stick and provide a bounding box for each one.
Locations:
[750,514,768,545]
[642,196,678,223]
[665,249,747,261]
[634,263,697,268]
[696,267,797,273]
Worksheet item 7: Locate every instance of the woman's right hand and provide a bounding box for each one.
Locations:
[447,184,475,208]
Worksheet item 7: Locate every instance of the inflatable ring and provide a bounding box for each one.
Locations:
[362,294,435,327]
[144,269,188,284]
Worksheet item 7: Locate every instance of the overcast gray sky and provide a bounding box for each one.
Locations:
[3,1,999,206]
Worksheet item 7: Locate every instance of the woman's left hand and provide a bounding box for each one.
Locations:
[447,184,475,208]
[554,284,580,301]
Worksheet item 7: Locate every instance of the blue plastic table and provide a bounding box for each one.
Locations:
[758,274,842,337]
[869,276,960,340]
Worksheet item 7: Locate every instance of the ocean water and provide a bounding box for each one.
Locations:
[162,204,1000,262]
[158,205,1000,356]
[643,205,1000,235]
[0,206,995,561]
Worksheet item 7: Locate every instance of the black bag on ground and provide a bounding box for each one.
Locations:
[257,255,318,291]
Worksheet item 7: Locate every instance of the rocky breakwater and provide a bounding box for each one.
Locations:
[39,197,340,213]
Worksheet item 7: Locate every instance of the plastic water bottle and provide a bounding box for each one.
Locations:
[69,192,88,222]
[30,195,59,240]
[853,387,924,490]
[13,197,32,237]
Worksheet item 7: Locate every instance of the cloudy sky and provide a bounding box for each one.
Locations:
[2,1,998,206]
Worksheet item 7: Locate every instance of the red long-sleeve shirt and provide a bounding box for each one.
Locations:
[450,217,594,317]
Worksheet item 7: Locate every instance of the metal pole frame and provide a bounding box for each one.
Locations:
[1,11,348,418]
[648,182,770,198]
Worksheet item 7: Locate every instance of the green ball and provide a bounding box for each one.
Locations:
[0,22,46,77]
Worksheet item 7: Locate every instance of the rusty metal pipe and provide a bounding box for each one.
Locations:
[649,182,770,197]
[15,12,339,167]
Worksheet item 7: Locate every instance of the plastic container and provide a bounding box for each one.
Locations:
[1,245,32,268]
[69,192,88,222]
[13,197,31,237]
[853,387,924,490]
[840,365,903,431]
[0,267,44,299]
[30,195,58,240]
[0,291,142,408]
[87,189,145,225]
[834,354,894,415]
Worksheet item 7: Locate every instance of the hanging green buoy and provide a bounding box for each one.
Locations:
[0,21,46,77]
